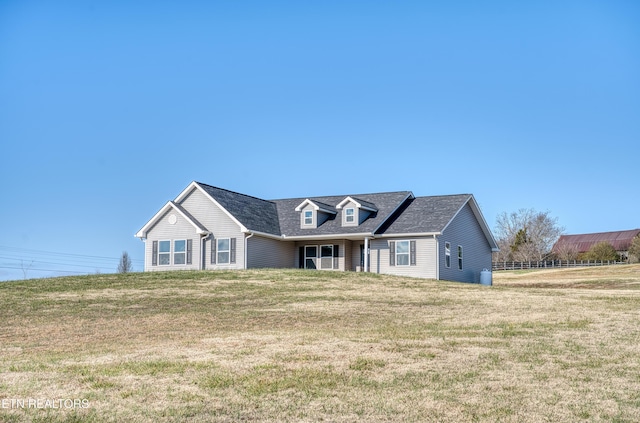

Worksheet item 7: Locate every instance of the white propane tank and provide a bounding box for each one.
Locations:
[480,269,492,286]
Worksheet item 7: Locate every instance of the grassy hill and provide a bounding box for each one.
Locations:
[1,266,640,422]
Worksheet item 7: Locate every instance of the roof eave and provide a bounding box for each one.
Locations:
[283,232,375,241]
[377,232,441,238]
[135,201,209,239]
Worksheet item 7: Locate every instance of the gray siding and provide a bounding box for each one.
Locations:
[248,236,295,268]
[344,240,353,271]
[179,187,245,270]
[370,236,437,279]
[439,203,492,283]
[144,209,201,271]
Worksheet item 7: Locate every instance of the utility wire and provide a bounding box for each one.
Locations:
[0,246,143,263]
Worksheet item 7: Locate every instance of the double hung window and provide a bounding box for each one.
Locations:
[217,238,230,264]
[158,240,171,265]
[345,208,355,224]
[389,240,416,267]
[320,245,333,269]
[396,241,410,266]
[174,240,186,264]
[304,210,313,226]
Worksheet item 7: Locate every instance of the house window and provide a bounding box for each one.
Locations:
[396,241,410,266]
[217,238,230,264]
[320,245,333,269]
[158,240,171,265]
[390,240,416,267]
[458,246,463,270]
[174,240,186,265]
[345,208,355,224]
[304,210,313,226]
[445,242,451,268]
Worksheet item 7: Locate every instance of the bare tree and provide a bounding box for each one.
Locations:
[494,208,564,262]
[554,242,579,261]
[117,251,133,273]
[20,259,34,279]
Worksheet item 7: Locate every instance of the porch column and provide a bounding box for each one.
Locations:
[364,237,370,272]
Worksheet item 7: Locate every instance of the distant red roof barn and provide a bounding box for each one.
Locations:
[552,229,640,254]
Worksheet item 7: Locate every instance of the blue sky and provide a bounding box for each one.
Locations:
[1,1,638,281]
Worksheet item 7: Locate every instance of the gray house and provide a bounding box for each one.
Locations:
[135,181,499,283]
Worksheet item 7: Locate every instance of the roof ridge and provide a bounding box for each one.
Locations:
[195,181,275,204]
[561,229,640,236]
[271,190,413,201]
[414,193,472,199]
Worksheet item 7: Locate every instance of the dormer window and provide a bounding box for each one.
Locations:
[295,199,337,229]
[336,196,378,227]
[345,208,355,223]
[304,210,313,226]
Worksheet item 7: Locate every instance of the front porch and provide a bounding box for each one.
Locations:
[293,239,371,272]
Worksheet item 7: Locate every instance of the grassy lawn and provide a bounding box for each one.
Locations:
[1,266,640,422]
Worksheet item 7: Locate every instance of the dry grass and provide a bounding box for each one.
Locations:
[1,266,640,422]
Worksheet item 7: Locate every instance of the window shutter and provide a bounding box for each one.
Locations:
[230,238,236,264]
[299,247,304,268]
[211,238,216,264]
[333,245,339,269]
[389,241,395,266]
[186,239,193,265]
[410,240,416,266]
[152,241,158,266]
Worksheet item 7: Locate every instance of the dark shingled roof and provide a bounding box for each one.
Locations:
[272,191,413,237]
[348,197,378,211]
[196,182,282,236]
[552,229,640,253]
[192,183,479,239]
[379,195,472,234]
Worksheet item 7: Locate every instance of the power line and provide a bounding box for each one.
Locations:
[0,265,90,275]
[0,256,118,271]
[0,246,143,263]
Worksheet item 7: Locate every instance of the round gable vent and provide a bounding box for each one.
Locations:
[168,214,177,225]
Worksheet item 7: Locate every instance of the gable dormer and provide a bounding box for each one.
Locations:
[336,196,378,227]
[294,199,337,229]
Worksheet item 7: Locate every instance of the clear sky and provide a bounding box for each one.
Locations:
[1,1,639,281]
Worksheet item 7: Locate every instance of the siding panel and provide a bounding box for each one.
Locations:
[144,209,201,271]
[179,188,245,270]
[371,237,437,278]
[439,203,492,283]
[248,236,295,268]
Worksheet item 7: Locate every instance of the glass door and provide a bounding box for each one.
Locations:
[305,245,318,269]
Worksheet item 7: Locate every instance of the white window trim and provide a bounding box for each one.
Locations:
[303,210,314,226]
[304,245,318,269]
[173,239,186,265]
[158,240,171,266]
[217,238,231,265]
[344,208,355,224]
[396,240,410,267]
[320,244,334,270]
[458,245,463,270]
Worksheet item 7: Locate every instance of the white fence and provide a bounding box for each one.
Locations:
[492,260,627,271]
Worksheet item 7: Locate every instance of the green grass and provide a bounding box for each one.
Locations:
[1,266,640,422]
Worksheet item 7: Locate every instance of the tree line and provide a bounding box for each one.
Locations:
[492,209,640,263]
